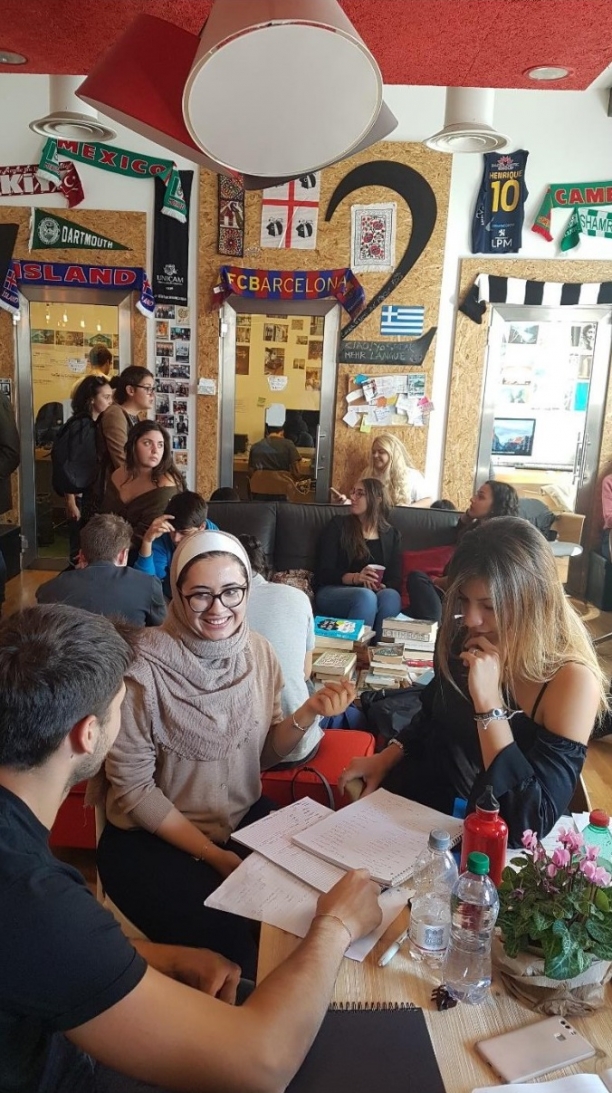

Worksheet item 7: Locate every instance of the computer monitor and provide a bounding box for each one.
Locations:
[233,433,249,455]
[492,418,536,457]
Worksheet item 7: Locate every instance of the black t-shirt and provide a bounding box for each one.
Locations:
[0,786,146,1093]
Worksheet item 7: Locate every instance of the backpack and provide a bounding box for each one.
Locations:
[51,415,99,496]
[35,401,64,447]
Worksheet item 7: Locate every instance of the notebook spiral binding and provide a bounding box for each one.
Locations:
[329,1001,417,1011]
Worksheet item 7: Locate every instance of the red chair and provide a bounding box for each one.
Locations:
[49,781,96,849]
[262,729,375,810]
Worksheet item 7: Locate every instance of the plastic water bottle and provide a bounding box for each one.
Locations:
[582,810,612,864]
[442,851,499,1004]
[408,829,458,965]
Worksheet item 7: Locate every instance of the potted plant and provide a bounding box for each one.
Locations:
[493,827,612,1015]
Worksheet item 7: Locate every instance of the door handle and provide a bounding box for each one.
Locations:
[314,428,326,477]
[571,434,583,484]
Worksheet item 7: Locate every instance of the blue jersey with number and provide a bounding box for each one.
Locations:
[471,150,529,254]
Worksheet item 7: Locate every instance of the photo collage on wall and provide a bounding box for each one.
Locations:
[153,303,192,479]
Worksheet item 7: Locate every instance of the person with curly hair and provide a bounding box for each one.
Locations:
[406,479,520,622]
[361,433,432,507]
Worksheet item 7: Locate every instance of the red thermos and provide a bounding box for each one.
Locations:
[460,785,508,887]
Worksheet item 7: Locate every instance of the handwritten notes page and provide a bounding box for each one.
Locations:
[204,853,406,962]
[292,789,462,887]
[233,798,346,892]
[473,1070,612,1093]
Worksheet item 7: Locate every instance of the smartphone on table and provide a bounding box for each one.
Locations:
[476,1016,595,1083]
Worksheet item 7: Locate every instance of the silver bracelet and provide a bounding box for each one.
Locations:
[291,713,309,734]
[388,738,405,754]
[474,707,520,730]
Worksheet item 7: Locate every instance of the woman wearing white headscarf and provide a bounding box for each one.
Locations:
[97,530,354,974]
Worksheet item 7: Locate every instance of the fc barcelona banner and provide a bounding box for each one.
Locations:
[29,208,128,251]
[212,265,365,318]
[0,261,155,318]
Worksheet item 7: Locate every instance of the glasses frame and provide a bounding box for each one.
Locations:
[134,384,155,394]
[180,585,248,614]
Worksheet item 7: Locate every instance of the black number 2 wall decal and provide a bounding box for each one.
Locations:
[324,161,438,339]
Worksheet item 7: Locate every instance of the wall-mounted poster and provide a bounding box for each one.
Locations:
[236,345,250,375]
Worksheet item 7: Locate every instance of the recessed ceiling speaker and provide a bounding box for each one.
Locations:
[30,75,117,142]
[424,88,508,154]
[78,0,398,188]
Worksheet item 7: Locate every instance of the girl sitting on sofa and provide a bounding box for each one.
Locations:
[313,477,402,640]
[339,517,606,848]
[407,479,519,622]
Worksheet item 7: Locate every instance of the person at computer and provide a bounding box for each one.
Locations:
[248,421,301,477]
[0,604,381,1093]
[339,517,606,848]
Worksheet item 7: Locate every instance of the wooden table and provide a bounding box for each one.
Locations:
[258,911,612,1091]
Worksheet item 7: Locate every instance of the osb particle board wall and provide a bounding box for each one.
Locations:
[0,207,147,522]
[445,258,612,547]
[196,141,451,496]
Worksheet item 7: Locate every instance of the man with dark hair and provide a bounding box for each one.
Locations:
[0,605,380,1093]
[134,490,218,598]
[88,344,113,376]
[248,422,301,477]
[0,390,19,614]
[36,514,166,627]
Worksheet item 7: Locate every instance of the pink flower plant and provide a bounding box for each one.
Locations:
[499,825,612,979]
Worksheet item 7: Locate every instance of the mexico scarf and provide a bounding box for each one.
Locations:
[0,160,83,207]
[212,265,365,318]
[0,260,155,318]
[39,139,187,223]
[532,179,612,241]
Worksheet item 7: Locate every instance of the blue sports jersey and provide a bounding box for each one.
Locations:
[471,150,529,254]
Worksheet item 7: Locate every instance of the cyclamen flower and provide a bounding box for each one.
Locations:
[585,843,600,862]
[546,863,558,878]
[521,829,538,851]
[557,829,584,853]
[551,847,571,868]
[580,859,612,887]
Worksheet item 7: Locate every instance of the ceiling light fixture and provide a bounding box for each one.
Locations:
[30,75,116,142]
[62,312,68,324]
[526,65,571,81]
[0,50,27,65]
[425,88,508,154]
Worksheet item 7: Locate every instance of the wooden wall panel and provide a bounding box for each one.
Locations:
[445,258,612,547]
[196,142,451,496]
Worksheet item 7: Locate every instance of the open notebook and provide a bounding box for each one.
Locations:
[292,787,463,888]
[473,1071,612,1093]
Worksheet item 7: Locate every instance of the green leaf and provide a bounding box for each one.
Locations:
[586,917,612,945]
[595,889,610,913]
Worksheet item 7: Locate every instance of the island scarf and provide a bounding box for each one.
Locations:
[0,260,155,318]
[212,264,365,317]
[38,138,187,223]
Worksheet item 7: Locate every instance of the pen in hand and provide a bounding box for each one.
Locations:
[378,928,409,967]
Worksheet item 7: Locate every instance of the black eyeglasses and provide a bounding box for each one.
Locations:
[134,384,155,394]
[181,586,248,614]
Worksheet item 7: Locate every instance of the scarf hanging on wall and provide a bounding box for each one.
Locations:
[212,264,365,317]
[459,273,612,324]
[0,160,83,207]
[0,260,155,318]
[532,180,612,242]
[218,174,245,257]
[38,138,187,223]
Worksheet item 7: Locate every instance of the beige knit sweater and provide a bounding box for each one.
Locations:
[105,630,284,844]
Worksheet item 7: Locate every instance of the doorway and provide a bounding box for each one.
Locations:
[219,299,340,502]
[475,305,612,590]
[15,288,133,568]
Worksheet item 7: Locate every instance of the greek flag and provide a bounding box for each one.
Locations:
[380,304,425,336]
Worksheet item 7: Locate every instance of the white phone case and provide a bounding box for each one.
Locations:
[476,1016,596,1083]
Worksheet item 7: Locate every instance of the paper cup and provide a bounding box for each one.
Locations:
[369,564,385,588]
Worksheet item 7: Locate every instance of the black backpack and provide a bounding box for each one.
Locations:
[51,414,99,496]
[35,401,64,447]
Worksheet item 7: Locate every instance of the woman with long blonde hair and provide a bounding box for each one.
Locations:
[361,433,432,507]
[340,517,607,847]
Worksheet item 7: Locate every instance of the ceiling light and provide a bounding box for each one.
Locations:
[30,75,116,143]
[62,312,68,324]
[96,323,102,332]
[425,88,508,154]
[80,320,85,329]
[0,50,27,65]
[526,65,571,81]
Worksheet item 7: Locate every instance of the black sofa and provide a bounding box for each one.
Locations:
[207,501,459,575]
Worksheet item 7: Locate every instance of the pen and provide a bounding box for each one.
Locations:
[378,928,409,967]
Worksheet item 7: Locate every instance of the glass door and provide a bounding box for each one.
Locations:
[219,299,340,501]
[15,289,132,568]
[476,305,612,592]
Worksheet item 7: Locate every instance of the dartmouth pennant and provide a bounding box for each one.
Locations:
[38,138,187,223]
[30,208,128,251]
[212,265,365,317]
[0,260,155,318]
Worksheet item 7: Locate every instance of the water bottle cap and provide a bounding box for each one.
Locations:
[476,784,500,813]
[467,851,490,875]
[428,829,451,850]
[589,809,610,829]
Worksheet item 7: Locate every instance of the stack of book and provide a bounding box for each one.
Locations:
[311,647,357,684]
[313,616,375,652]
[363,642,411,690]
[378,616,437,681]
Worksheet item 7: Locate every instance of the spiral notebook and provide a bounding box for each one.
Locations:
[292,788,463,888]
[286,1005,445,1093]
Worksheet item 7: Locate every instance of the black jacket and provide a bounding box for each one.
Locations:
[36,563,166,628]
[313,515,402,591]
[0,394,19,515]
